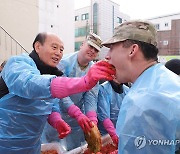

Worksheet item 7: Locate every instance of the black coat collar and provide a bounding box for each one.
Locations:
[109,80,123,94]
[29,50,63,76]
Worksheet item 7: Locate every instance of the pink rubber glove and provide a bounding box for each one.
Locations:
[50,61,115,99]
[84,61,116,91]
[103,118,119,146]
[67,104,93,133]
[86,111,98,125]
[48,112,71,139]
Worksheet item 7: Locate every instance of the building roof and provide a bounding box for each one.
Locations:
[147,12,180,20]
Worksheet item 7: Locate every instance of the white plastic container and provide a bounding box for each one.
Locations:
[65,134,112,154]
[41,142,62,154]
[41,134,113,154]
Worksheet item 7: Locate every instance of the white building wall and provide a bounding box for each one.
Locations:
[93,0,129,40]
[0,0,74,63]
[39,0,74,53]
[74,0,130,59]
[148,13,180,31]
[75,6,90,43]
[98,0,114,40]
[75,7,91,28]
[92,0,130,59]
[0,0,38,63]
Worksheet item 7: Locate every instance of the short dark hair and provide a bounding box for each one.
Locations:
[32,32,47,50]
[122,39,159,61]
[165,59,180,75]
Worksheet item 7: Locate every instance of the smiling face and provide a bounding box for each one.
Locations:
[35,34,64,67]
[79,41,99,63]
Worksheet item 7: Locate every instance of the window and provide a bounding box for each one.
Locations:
[165,23,168,27]
[163,40,168,46]
[81,13,89,20]
[75,42,82,51]
[117,17,122,24]
[75,26,89,37]
[75,16,79,21]
[154,24,160,30]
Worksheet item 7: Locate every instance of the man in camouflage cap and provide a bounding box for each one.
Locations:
[103,20,180,153]
[87,32,103,52]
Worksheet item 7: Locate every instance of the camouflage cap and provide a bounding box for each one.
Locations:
[87,33,103,51]
[102,20,157,48]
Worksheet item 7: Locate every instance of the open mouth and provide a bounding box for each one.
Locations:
[52,57,59,63]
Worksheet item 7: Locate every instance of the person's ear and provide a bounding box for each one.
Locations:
[129,44,138,57]
[34,41,41,53]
